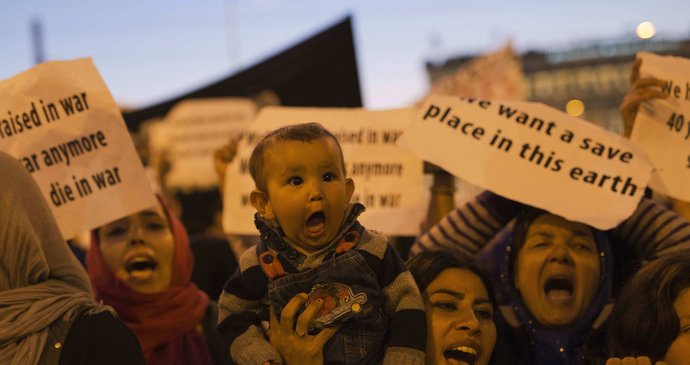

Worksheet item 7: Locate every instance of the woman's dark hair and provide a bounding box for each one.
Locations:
[407,250,496,309]
[607,251,690,362]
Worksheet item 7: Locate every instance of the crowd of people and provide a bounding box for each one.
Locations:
[1,58,689,365]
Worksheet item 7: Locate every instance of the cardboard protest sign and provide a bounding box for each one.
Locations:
[631,52,690,201]
[223,106,425,236]
[163,98,256,190]
[398,95,653,230]
[0,58,157,239]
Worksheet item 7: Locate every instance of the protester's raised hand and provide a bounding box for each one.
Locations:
[620,58,668,137]
[268,293,340,365]
[605,356,667,365]
[213,137,239,196]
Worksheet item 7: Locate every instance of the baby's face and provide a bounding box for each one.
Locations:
[260,137,354,253]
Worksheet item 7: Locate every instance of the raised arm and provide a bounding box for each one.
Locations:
[411,190,524,257]
[612,198,690,259]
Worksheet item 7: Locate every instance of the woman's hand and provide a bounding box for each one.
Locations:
[605,356,667,365]
[268,293,340,365]
[620,58,668,137]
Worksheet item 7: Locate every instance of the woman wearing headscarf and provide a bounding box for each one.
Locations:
[0,151,145,365]
[87,195,231,365]
[412,190,690,364]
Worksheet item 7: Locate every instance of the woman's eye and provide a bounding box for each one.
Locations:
[289,176,303,186]
[433,301,457,311]
[682,325,690,334]
[145,222,165,231]
[531,242,548,249]
[574,243,593,252]
[475,309,493,320]
[323,172,335,182]
[104,226,127,237]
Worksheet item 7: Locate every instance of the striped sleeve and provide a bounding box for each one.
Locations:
[216,247,281,365]
[612,198,690,258]
[359,231,426,365]
[411,190,524,257]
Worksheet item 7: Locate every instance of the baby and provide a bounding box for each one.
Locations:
[217,122,425,364]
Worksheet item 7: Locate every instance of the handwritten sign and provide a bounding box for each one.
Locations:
[399,95,653,230]
[163,98,256,190]
[0,58,157,239]
[223,106,425,235]
[631,52,690,201]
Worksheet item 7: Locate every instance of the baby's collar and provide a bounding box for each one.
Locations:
[253,202,366,254]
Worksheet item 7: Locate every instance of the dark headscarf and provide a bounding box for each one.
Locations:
[498,207,613,365]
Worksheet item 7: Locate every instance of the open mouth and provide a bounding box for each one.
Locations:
[543,277,574,304]
[443,346,479,364]
[306,211,325,235]
[125,256,157,273]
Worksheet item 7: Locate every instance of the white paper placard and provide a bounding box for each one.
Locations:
[0,58,157,239]
[399,95,653,230]
[163,98,256,190]
[631,52,690,201]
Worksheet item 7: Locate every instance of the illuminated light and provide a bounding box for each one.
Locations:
[636,21,656,39]
[566,99,585,117]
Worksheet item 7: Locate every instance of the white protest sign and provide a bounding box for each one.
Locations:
[0,58,157,239]
[398,95,654,230]
[631,52,690,201]
[223,106,425,235]
[163,98,256,190]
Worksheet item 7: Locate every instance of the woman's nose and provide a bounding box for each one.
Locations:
[548,242,573,264]
[453,309,480,333]
[129,227,145,246]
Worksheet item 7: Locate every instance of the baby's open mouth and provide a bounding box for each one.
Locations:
[443,346,478,364]
[543,276,574,305]
[306,211,325,235]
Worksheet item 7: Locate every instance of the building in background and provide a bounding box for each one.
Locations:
[426,38,690,132]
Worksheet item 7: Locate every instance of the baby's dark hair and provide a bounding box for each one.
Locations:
[249,122,346,192]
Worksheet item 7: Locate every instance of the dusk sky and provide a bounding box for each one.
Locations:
[2,1,689,109]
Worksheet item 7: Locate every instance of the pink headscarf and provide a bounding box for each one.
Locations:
[87,196,213,365]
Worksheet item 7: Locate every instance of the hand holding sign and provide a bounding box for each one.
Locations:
[631,52,690,202]
[620,58,669,138]
[399,95,653,230]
